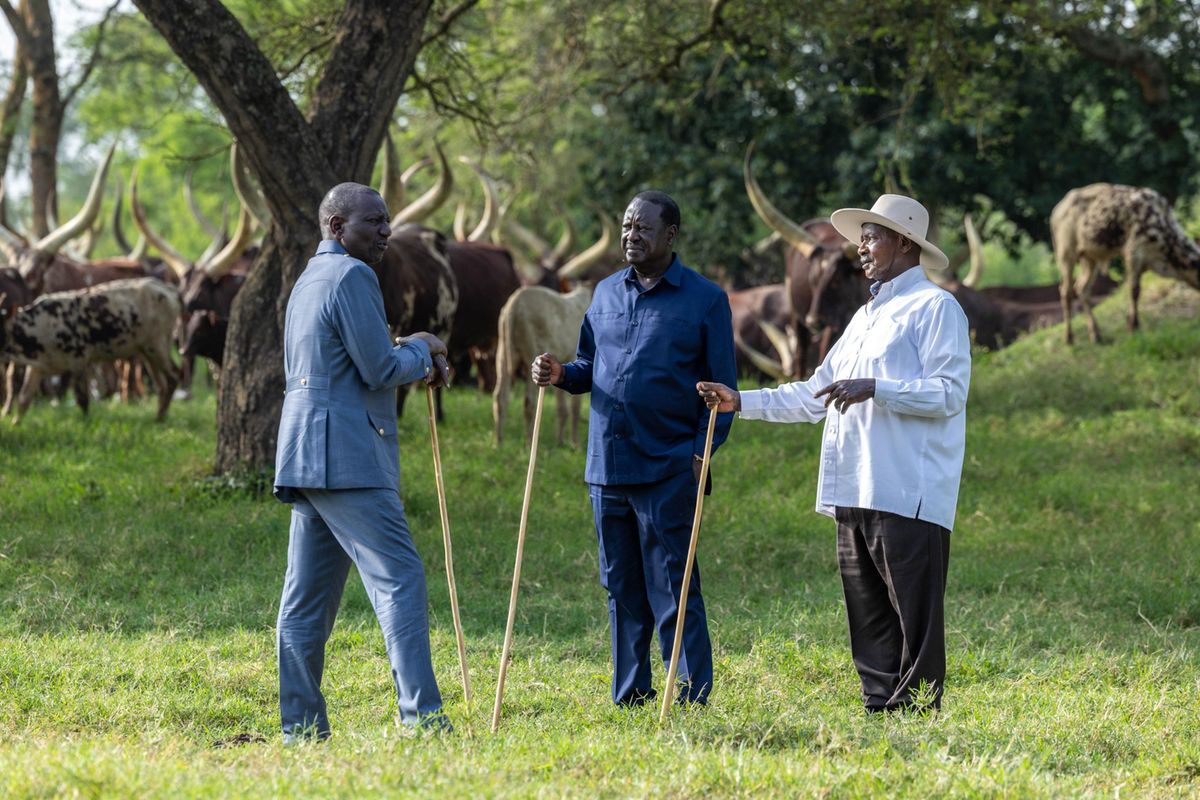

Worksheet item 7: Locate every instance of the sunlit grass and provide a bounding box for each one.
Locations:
[1,277,1198,797]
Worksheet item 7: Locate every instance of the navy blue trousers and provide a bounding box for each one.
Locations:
[276,487,443,738]
[590,469,713,706]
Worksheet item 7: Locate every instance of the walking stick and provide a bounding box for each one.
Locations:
[659,404,719,723]
[426,383,471,706]
[491,383,546,732]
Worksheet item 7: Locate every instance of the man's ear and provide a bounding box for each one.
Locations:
[328,215,345,238]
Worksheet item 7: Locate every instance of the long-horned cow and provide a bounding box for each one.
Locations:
[129,153,256,393]
[1052,183,1200,344]
[0,278,181,421]
[444,158,522,391]
[0,144,155,297]
[744,142,868,378]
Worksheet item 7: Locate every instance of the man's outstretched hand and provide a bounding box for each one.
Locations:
[813,378,875,413]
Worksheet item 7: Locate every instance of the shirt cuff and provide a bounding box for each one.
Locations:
[738,388,767,418]
[398,338,433,377]
[873,378,899,408]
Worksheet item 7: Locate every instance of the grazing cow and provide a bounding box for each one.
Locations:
[744,143,868,377]
[492,285,588,446]
[0,278,181,421]
[1052,183,1200,344]
[129,163,256,396]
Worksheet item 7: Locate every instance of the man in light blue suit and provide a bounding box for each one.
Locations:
[274,181,451,741]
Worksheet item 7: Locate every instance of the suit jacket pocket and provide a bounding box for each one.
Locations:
[367,410,399,475]
[276,404,328,486]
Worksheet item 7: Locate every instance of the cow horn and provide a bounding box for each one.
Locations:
[453,202,470,242]
[734,328,790,382]
[379,128,405,213]
[551,216,576,263]
[184,169,222,240]
[962,212,984,288]
[743,140,816,258]
[391,142,453,227]
[129,166,192,281]
[501,213,553,260]
[202,205,253,278]
[494,203,545,282]
[129,233,148,261]
[400,155,434,187]
[459,157,499,242]
[111,181,133,254]
[196,204,230,269]
[558,209,614,280]
[35,141,117,254]
[230,142,272,232]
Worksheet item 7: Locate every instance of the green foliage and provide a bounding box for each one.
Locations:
[1,278,1198,795]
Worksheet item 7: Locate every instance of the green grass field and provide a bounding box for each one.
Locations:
[1,277,1198,798]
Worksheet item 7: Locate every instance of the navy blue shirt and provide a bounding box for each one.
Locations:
[558,255,737,485]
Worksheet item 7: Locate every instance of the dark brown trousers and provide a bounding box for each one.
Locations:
[835,506,951,712]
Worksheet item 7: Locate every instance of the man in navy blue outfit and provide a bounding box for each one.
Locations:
[273,182,451,741]
[532,191,737,706]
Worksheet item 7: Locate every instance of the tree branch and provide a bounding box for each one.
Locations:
[605,0,730,97]
[0,0,28,45]
[421,0,479,47]
[1058,23,1170,106]
[61,0,121,108]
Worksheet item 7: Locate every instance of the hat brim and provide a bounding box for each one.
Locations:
[830,208,949,271]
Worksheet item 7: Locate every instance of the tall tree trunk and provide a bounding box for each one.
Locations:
[22,0,60,238]
[133,0,435,474]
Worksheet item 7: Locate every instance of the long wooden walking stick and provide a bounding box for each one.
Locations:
[491,383,547,732]
[426,384,471,705]
[659,404,719,723]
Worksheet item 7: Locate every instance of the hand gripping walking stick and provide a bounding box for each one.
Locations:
[426,383,471,705]
[491,383,547,732]
[659,404,719,723]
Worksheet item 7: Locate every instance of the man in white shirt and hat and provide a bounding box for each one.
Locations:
[697,194,970,713]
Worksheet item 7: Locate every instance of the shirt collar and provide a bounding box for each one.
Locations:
[872,264,927,303]
[316,239,348,256]
[623,254,683,289]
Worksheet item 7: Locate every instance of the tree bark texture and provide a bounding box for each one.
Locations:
[21,0,61,238]
[133,0,435,474]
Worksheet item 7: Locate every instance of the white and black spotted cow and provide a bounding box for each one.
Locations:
[1052,183,1200,344]
[0,277,182,422]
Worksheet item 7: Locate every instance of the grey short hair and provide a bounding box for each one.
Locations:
[319,182,381,238]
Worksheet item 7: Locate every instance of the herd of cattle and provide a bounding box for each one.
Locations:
[1,138,1198,440]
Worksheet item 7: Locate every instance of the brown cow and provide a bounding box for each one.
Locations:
[1052,183,1200,344]
[445,240,521,392]
[744,143,868,377]
[0,278,181,421]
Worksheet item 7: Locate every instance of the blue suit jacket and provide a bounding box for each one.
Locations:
[274,240,431,500]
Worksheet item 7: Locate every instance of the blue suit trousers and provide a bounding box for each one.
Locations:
[590,469,713,705]
[277,487,443,736]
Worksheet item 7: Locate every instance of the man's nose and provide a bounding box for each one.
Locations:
[380,223,392,238]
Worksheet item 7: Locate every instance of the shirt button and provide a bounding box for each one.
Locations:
[614,403,623,410]
[378,427,385,435]
[631,320,639,326]
[300,378,307,385]
[625,348,632,354]
[615,433,623,439]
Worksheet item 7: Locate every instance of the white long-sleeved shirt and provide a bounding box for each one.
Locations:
[740,266,971,531]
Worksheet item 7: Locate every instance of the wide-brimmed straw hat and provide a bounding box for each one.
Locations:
[830,194,949,271]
